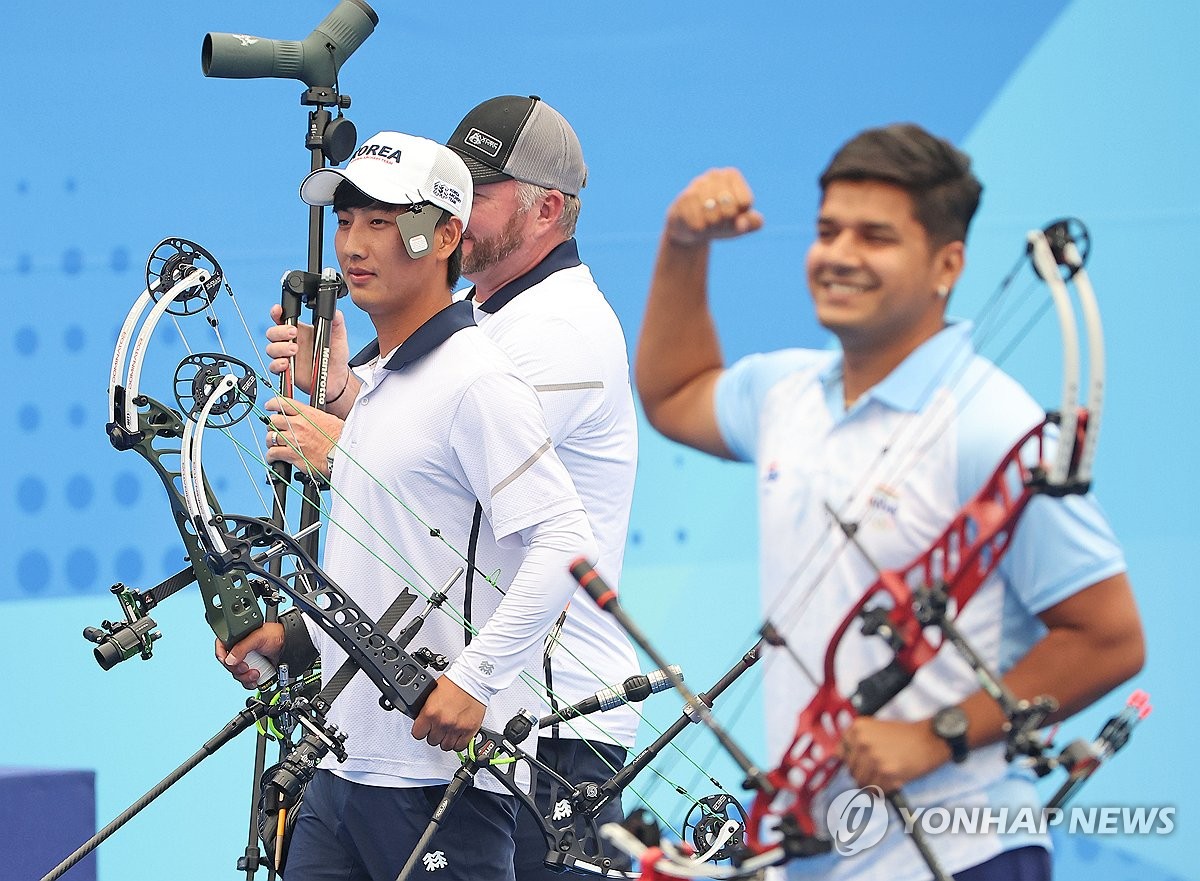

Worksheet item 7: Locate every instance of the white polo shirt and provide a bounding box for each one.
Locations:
[314,300,591,794]
[463,239,641,748]
[715,321,1125,880]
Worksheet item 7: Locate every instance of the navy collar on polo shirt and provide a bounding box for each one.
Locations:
[348,300,476,371]
[471,238,582,314]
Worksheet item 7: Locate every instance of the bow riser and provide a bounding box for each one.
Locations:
[744,408,1080,855]
[198,513,437,718]
[109,394,265,648]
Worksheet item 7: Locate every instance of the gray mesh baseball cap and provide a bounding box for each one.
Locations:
[446,95,587,196]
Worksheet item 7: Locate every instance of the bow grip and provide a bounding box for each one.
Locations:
[244,650,277,683]
[851,658,915,717]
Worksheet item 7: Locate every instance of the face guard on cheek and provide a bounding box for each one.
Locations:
[394,203,443,260]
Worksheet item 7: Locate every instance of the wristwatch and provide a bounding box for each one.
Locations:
[325,446,336,479]
[932,706,970,764]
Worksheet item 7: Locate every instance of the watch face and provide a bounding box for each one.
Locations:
[935,707,969,739]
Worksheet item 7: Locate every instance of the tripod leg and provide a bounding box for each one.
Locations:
[40,701,269,881]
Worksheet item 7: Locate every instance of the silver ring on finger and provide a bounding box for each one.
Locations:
[702,197,718,211]
[268,431,278,447]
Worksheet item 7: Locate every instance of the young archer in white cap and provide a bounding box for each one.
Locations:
[259,99,643,879]
[218,132,595,881]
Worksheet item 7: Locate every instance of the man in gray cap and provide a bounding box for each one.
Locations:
[262,96,641,878]
[446,95,641,879]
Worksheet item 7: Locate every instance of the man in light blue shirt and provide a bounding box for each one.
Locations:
[635,125,1144,880]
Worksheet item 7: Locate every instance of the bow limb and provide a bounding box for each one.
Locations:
[109,238,225,434]
[1030,230,1083,486]
[102,240,268,662]
[1027,220,1104,488]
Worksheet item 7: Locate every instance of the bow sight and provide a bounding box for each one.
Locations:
[83,583,160,670]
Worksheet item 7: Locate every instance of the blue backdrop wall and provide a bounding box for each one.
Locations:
[1,2,1194,879]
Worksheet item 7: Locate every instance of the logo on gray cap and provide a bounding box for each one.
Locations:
[448,96,587,194]
[465,128,502,157]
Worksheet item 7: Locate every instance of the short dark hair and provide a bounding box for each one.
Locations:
[331,180,462,288]
[819,123,983,246]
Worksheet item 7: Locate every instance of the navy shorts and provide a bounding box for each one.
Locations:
[513,737,630,881]
[285,769,519,881]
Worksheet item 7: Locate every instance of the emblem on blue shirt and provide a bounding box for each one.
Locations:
[868,485,899,520]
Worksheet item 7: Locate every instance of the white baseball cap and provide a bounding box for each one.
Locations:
[299,131,473,224]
